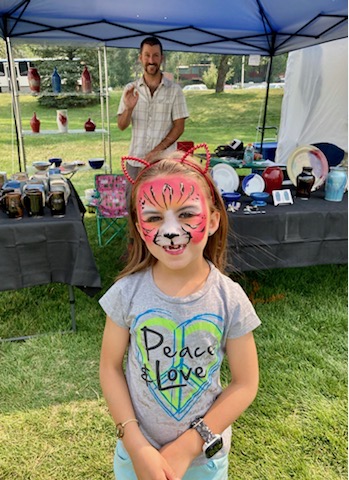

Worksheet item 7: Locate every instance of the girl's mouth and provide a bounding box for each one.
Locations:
[163,245,186,255]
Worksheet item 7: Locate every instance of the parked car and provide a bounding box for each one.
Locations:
[182,84,208,91]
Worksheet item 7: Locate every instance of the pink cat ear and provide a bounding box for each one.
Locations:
[181,143,211,174]
[121,156,151,184]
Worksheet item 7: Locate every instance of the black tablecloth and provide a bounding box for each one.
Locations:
[226,189,348,272]
[0,182,101,296]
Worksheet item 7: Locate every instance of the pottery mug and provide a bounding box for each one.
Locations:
[48,191,66,217]
[22,189,44,217]
[3,192,24,218]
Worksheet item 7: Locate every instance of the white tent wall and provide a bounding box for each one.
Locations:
[275,38,348,165]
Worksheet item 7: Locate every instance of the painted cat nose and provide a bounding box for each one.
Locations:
[164,233,179,240]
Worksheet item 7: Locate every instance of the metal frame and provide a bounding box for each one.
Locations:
[4,39,112,173]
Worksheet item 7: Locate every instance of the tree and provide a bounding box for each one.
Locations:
[29,45,99,107]
[216,55,231,92]
[202,63,218,89]
[107,48,139,87]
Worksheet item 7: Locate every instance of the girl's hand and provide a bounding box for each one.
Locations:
[160,429,202,478]
[129,443,181,480]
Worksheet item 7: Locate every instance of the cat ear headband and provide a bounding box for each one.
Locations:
[121,143,215,201]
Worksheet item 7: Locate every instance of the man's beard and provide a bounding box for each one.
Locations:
[145,63,160,76]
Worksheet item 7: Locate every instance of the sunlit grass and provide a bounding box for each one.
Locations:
[0,88,346,480]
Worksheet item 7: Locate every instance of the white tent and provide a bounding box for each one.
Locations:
[275,38,348,164]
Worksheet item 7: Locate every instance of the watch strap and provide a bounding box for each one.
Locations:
[190,417,215,443]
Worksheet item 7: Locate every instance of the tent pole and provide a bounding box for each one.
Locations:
[5,37,25,172]
[103,45,112,173]
[260,53,274,151]
[97,48,106,166]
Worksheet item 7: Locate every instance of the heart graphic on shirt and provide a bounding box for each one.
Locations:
[133,310,223,421]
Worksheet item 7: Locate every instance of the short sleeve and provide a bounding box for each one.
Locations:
[171,85,189,121]
[99,280,127,328]
[226,284,261,339]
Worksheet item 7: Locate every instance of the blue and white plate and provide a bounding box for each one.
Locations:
[242,173,265,195]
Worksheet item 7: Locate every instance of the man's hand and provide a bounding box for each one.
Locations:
[124,85,139,110]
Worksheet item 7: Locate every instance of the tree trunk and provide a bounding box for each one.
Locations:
[216,55,231,93]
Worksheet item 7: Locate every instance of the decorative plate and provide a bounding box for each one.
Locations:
[242,173,265,195]
[211,163,239,193]
[287,145,329,191]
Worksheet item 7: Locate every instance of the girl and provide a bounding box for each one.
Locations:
[99,144,260,480]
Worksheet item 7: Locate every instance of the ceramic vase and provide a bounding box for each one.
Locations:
[56,109,68,133]
[27,67,41,93]
[296,167,315,199]
[84,117,96,131]
[325,167,347,202]
[262,166,284,194]
[81,66,92,93]
[51,66,61,94]
[30,112,40,133]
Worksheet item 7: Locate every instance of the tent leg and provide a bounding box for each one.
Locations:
[6,36,26,172]
[260,54,274,151]
[104,46,112,173]
[68,285,77,332]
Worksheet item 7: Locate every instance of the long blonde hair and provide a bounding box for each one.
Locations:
[116,154,228,280]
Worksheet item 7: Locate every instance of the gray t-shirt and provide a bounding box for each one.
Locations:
[99,263,261,465]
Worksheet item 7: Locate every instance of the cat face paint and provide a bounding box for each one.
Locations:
[137,175,209,250]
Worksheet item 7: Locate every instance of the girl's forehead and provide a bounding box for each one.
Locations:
[136,174,208,209]
[138,174,204,195]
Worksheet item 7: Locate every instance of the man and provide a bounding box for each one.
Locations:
[118,36,189,181]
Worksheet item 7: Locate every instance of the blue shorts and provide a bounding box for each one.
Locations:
[114,440,228,480]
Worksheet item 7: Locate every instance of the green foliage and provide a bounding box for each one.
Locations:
[202,63,218,88]
[107,48,139,87]
[29,46,100,108]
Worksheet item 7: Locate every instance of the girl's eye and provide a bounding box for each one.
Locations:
[143,215,162,223]
[179,211,197,219]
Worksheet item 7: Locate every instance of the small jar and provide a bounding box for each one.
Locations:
[296,167,315,199]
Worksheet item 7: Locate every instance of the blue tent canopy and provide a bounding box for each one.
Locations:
[0,0,347,55]
[0,0,347,171]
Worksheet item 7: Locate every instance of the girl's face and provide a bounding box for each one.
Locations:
[136,174,219,270]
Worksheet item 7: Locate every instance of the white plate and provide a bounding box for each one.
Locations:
[211,164,239,193]
[287,145,329,191]
[242,173,265,195]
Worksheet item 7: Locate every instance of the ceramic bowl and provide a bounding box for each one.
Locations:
[61,162,77,173]
[33,161,51,171]
[250,191,270,206]
[88,158,105,170]
[49,158,62,167]
[221,192,241,208]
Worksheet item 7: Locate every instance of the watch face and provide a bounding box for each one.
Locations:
[205,436,223,459]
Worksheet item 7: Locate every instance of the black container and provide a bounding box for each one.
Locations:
[296,167,315,199]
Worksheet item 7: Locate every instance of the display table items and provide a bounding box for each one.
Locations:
[0,179,101,341]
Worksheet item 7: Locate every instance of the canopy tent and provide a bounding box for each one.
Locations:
[1,0,347,54]
[0,0,347,170]
[276,38,348,165]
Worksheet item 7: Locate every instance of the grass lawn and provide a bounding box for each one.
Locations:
[0,89,347,479]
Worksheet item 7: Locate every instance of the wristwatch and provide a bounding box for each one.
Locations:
[190,417,223,459]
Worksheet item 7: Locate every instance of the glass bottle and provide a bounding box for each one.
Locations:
[51,67,61,94]
[243,143,254,164]
[296,166,315,199]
